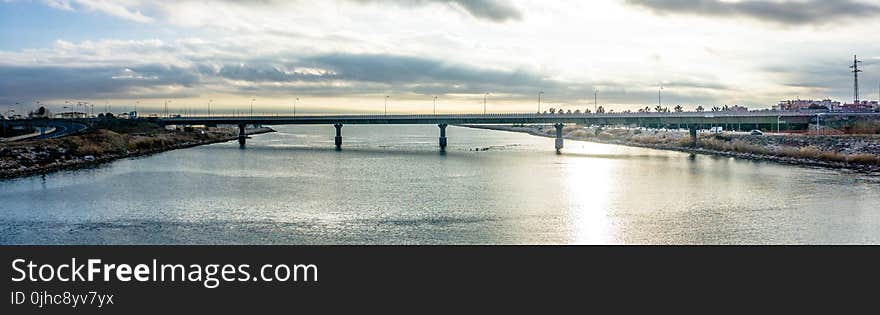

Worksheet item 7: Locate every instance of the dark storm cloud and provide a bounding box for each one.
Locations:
[303,53,541,86]
[352,0,522,22]
[759,57,880,103]
[625,0,880,25]
[0,52,734,106]
[0,65,200,103]
[197,53,568,98]
[208,0,522,22]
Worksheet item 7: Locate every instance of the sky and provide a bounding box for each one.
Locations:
[1,0,880,115]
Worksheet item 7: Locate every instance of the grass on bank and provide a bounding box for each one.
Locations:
[697,137,880,165]
[547,125,880,166]
[63,127,236,156]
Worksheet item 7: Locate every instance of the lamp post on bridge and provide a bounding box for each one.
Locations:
[433,96,438,115]
[208,99,213,116]
[250,98,255,116]
[385,95,390,115]
[483,93,490,115]
[538,91,544,114]
[594,88,598,113]
[658,84,664,108]
[294,97,299,116]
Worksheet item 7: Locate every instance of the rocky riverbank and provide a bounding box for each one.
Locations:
[464,124,880,173]
[1,122,274,179]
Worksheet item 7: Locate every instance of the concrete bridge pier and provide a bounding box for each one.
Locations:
[238,124,247,147]
[688,126,698,147]
[554,123,564,153]
[438,123,448,150]
[334,123,343,149]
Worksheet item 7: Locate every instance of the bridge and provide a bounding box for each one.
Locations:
[158,111,823,152]
[1,119,89,141]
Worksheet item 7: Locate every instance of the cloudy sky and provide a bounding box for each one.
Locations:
[1,0,880,114]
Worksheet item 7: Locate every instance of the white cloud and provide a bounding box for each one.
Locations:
[7,0,880,111]
[40,0,153,22]
[42,0,73,11]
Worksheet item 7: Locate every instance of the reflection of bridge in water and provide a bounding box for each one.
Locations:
[158,112,832,152]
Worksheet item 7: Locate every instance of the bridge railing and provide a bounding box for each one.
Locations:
[159,110,823,122]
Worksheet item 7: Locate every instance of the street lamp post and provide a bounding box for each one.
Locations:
[385,95,390,115]
[433,96,438,115]
[208,99,213,116]
[484,93,490,115]
[250,98,255,116]
[594,88,598,113]
[777,115,782,133]
[658,84,664,107]
[294,97,299,116]
[538,91,544,114]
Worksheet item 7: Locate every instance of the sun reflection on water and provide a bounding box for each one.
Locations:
[561,142,618,244]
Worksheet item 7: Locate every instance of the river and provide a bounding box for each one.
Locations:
[2,124,879,244]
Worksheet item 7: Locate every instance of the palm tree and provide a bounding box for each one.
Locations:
[596,106,605,114]
[711,106,721,111]
[655,105,663,112]
[674,105,683,112]
[696,106,705,112]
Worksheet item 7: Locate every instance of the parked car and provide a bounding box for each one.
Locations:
[750,130,763,136]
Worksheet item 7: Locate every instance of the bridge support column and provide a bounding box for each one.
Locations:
[554,123,564,153]
[334,123,343,149]
[438,123,448,150]
[689,126,698,147]
[238,124,247,147]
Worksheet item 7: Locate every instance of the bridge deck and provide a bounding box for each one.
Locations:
[158,112,827,126]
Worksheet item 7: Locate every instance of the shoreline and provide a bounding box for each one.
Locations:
[462,124,880,174]
[1,127,274,180]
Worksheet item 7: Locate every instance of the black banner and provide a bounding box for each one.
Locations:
[1,246,877,313]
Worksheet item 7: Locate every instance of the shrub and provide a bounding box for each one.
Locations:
[848,153,880,165]
[76,143,104,156]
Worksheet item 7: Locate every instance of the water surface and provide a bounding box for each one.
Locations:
[2,125,879,244]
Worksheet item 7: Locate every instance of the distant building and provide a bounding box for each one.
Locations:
[773,99,840,111]
[54,111,89,119]
[839,100,879,112]
[729,105,749,112]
